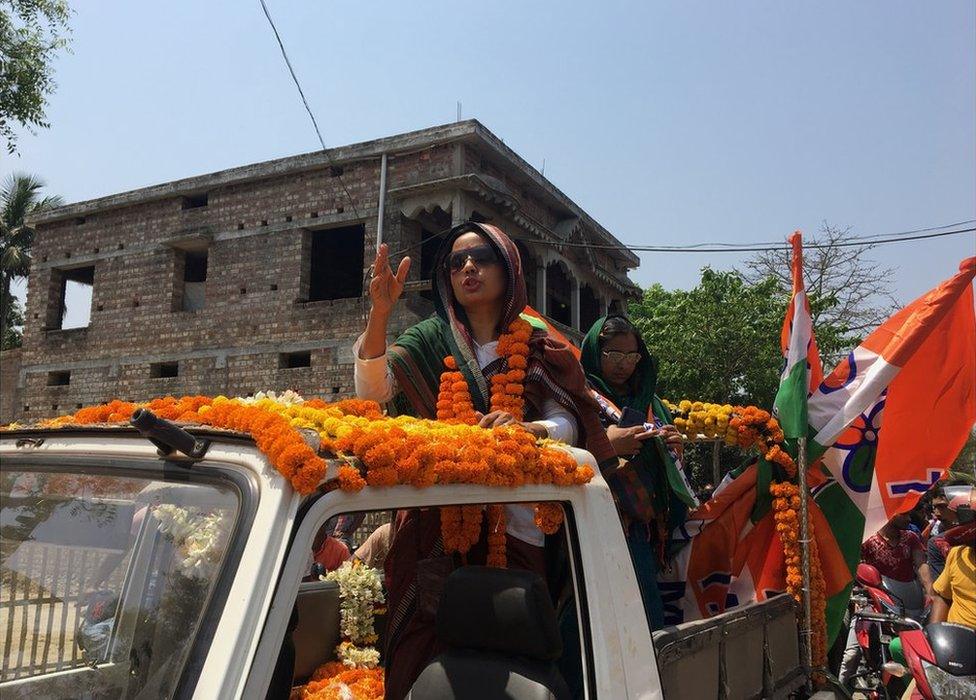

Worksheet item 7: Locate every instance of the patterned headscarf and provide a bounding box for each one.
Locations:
[388,220,614,464]
[430,221,527,403]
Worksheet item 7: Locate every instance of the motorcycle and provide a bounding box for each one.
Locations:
[854,608,975,699]
[843,563,929,697]
[849,562,974,699]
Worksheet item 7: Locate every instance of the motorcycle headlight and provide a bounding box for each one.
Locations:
[922,660,976,699]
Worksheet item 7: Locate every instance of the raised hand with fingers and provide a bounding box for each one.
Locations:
[369,243,411,317]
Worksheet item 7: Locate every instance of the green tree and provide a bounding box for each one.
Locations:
[630,268,785,409]
[0,0,71,154]
[2,172,63,349]
[743,223,898,366]
[629,269,788,488]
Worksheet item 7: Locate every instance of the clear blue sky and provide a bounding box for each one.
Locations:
[7,0,975,325]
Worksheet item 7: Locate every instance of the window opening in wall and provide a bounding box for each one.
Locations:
[47,370,70,386]
[51,266,95,330]
[150,361,179,378]
[329,165,344,177]
[279,351,311,369]
[307,224,365,301]
[181,193,209,209]
[178,249,208,312]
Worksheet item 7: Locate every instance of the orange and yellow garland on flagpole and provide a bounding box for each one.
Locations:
[668,398,828,677]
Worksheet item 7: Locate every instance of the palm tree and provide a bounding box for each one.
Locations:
[1,174,64,349]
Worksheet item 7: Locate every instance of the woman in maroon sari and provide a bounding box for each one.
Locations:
[354,221,613,698]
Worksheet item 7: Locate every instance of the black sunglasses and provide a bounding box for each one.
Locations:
[444,245,500,273]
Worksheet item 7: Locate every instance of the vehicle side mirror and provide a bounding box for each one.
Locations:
[856,563,883,588]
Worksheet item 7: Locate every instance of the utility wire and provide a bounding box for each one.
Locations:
[511,227,976,255]
[258,0,360,218]
[660,219,976,249]
[376,225,975,266]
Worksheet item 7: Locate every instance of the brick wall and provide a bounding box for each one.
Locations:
[8,129,633,423]
[0,348,22,423]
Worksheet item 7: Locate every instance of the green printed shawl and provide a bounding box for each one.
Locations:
[386,222,615,466]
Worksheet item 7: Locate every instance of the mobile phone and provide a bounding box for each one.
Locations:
[618,407,645,428]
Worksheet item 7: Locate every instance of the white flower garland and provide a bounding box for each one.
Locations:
[325,560,385,668]
[152,504,227,580]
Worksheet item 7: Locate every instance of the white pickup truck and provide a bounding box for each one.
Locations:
[0,418,807,699]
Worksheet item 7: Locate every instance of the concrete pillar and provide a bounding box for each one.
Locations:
[451,189,469,225]
[536,265,547,315]
[571,277,580,330]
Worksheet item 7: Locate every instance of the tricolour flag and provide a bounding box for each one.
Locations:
[774,231,823,438]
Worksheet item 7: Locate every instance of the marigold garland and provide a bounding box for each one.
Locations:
[9,391,593,541]
[432,317,565,554]
[437,317,533,423]
[667,400,797,477]
[668,398,823,678]
[533,502,564,535]
[291,662,384,700]
[771,481,828,678]
[486,504,507,568]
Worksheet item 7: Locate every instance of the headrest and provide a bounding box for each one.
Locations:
[436,566,562,661]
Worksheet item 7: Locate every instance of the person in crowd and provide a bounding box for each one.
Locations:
[926,488,961,579]
[860,511,933,592]
[354,522,392,570]
[311,528,350,573]
[931,486,976,628]
[354,221,614,699]
[841,513,934,685]
[579,315,695,630]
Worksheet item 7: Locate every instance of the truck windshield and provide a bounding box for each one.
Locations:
[0,466,240,698]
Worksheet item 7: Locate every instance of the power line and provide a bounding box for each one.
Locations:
[258,0,360,218]
[664,219,976,249]
[513,226,976,255]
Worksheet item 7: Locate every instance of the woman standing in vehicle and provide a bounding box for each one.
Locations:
[354,221,614,698]
[579,315,696,630]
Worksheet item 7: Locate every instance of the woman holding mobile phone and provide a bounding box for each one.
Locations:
[580,315,697,630]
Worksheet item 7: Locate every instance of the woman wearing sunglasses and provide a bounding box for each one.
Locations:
[354,221,614,699]
[580,315,697,631]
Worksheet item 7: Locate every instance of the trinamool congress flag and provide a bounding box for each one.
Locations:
[806,256,976,547]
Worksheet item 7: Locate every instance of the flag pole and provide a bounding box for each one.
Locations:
[797,436,813,691]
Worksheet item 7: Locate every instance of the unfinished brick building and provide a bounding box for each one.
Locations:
[2,121,639,423]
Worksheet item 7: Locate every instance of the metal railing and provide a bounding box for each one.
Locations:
[0,542,122,682]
